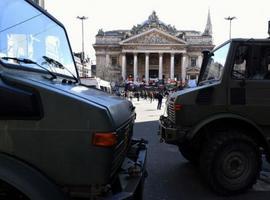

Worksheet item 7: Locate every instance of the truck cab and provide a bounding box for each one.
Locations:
[159,38,270,195]
[0,0,147,199]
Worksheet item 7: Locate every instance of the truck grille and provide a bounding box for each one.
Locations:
[167,98,175,123]
[111,122,133,178]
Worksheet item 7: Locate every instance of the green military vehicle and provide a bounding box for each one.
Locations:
[0,0,147,199]
[159,33,270,195]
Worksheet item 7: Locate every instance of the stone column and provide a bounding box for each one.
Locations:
[133,53,138,82]
[145,53,149,84]
[159,53,163,80]
[197,55,203,68]
[105,53,110,67]
[121,53,126,81]
[181,54,187,82]
[170,53,175,80]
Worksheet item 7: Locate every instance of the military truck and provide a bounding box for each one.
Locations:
[159,33,270,195]
[0,0,147,199]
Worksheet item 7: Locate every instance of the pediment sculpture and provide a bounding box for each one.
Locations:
[130,11,177,35]
[125,31,184,45]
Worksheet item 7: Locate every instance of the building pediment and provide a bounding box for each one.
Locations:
[186,67,200,74]
[120,28,186,45]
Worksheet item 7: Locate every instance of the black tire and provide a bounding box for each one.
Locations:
[0,181,29,200]
[199,131,261,195]
[178,143,199,164]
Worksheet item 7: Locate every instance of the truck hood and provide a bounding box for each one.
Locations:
[169,87,198,99]
[170,82,220,99]
[59,84,135,127]
[1,72,135,128]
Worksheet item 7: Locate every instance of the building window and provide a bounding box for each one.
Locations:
[111,56,117,66]
[175,56,181,65]
[191,57,197,67]
[127,56,133,65]
[150,54,158,65]
[190,75,197,80]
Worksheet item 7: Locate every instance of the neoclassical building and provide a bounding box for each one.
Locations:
[93,11,214,85]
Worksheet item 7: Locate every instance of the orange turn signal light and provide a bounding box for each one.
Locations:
[174,104,182,111]
[93,132,117,147]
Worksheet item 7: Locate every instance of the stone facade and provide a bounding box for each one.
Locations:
[93,11,214,85]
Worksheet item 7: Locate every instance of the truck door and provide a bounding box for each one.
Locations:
[228,42,270,126]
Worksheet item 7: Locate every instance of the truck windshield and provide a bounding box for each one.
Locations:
[200,42,230,84]
[0,0,77,79]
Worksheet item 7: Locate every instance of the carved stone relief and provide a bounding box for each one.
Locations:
[125,31,182,45]
[130,11,177,35]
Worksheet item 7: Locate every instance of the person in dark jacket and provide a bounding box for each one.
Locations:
[157,92,163,110]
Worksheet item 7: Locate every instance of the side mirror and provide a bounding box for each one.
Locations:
[202,50,210,57]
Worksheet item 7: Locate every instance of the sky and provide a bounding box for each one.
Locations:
[45,0,270,62]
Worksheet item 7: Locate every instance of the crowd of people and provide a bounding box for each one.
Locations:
[118,90,170,110]
[112,81,191,110]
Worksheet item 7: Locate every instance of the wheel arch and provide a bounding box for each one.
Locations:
[0,153,67,200]
[188,113,270,153]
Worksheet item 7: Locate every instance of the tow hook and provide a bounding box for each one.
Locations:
[128,163,142,177]
[132,138,148,149]
[138,138,148,150]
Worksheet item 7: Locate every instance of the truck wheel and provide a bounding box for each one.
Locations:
[199,131,261,195]
[178,143,198,164]
[0,180,29,199]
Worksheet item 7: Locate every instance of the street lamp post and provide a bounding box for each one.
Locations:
[77,16,88,62]
[225,16,236,39]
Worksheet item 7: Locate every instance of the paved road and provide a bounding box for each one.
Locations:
[132,99,270,200]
